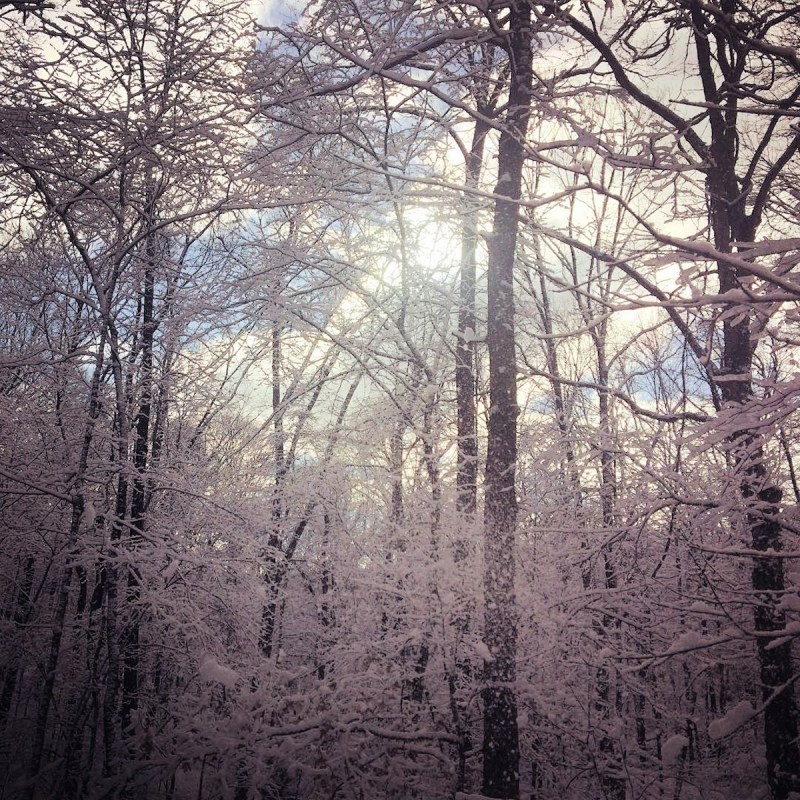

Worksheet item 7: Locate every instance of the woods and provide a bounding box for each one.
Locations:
[1,0,799,798]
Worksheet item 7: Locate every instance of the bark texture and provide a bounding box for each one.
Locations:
[482,3,533,797]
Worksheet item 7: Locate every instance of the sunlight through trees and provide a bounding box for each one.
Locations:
[1,0,799,798]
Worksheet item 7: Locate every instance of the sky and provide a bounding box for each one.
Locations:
[257,0,304,26]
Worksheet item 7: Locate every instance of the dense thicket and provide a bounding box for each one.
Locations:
[1,0,799,799]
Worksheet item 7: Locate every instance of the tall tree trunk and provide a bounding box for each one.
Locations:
[482,4,532,797]
[260,320,286,658]
[456,116,489,520]
[715,242,799,798]
[692,0,800,785]
[0,555,34,726]
[316,510,335,681]
[454,125,488,771]
[592,326,625,800]
[121,247,157,738]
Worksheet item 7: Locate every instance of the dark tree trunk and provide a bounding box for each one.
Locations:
[121,251,157,737]
[0,555,34,726]
[693,0,800,785]
[25,502,81,800]
[261,321,286,659]
[482,3,532,797]
[715,233,799,798]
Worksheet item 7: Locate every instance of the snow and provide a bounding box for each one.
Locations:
[708,701,755,740]
[688,601,720,615]
[778,594,800,613]
[786,570,800,585]
[198,655,240,689]
[161,559,180,581]
[456,795,503,800]
[473,640,493,661]
[661,734,688,764]
[665,630,704,654]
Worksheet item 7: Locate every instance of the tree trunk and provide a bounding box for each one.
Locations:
[482,4,532,797]
[593,325,625,800]
[0,555,34,727]
[456,116,489,520]
[716,243,799,798]
[696,4,800,784]
[121,250,157,738]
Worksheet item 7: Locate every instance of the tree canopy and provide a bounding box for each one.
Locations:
[1,0,799,798]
